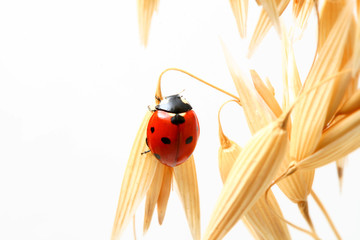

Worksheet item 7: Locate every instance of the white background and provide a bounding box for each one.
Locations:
[0,1,359,240]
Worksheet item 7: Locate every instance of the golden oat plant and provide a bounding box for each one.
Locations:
[111,68,240,240]
[119,0,360,239]
[111,77,201,240]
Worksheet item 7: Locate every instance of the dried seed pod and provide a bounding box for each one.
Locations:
[203,117,289,240]
[337,89,360,115]
[218,138,242,183]
[217,100,243,182]
[222,43,276,134]
[319,0,357,123]
[248,0,290,57]
[281,28,301,111]
[250,70,283,117]
[157,166,173,225]
[173,155,200,240]
[143,163,165,234]
[112,112,160,240]
[297,109,360,170]
[218,99,290,240]
[278,2,353,230]
[292,0,315,35]
[229,0,249,38]
[137,0,159,46]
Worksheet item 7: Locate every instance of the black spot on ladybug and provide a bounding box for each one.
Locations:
[161,137,171,144]
[185,136,193,144]
[150,127,155,133]
[171,114,185,125]
[154,153,161,160]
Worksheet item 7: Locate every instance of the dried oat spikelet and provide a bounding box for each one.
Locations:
[242,218,265,240]
[292,0,315,37]
[218,132,242,183]
[137,0,159,46]
[218,132,291,240]
[354,13,360,74]
[222,42,276,133]
[248,0,290,57]
[250,70,283,117]
[229,0,249,38]
[244,190,291,240]
[203,115,289,240]
[290,0,353,158]
[217,100,243,183]
[143,163,165,234]
[277,2,354,231]
[319,0,356,123]
[297,109,360,170]
[337,89,360,115]
[217,95,291,240]
[157,165,173,225]
[112,111,160,240]
[173,155,200,240]
[281,27,301,111]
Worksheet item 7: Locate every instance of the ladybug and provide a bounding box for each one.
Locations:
[146,94,200,167]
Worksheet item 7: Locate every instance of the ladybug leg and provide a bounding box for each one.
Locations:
[141,150,151,155]
[141,138,151,155]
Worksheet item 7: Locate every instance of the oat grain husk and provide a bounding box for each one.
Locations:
[137,0,159,46]
[173,155,200,240]
[229,0,249,38]
[204,116,289,240]
[112,112,159,239]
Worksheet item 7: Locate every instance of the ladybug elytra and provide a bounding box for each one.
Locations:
[146,94,200,167]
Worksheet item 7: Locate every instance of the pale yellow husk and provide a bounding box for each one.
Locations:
[143,163,165,233]
[203,117,289,240]
[319,0,356,123]
[218,134,291,240]
[265,77,275,96]
[222,43,276,133]
[277,1,353,208]
[112,111,160,239]
[337,89,360,115]
[292,0,314,36]
[250,70,282,117]
[218,139,242,183]
[297,109,360,170]
[319,0,348,51]
[281,27,301,111]
[244,191,291,240]
[242,218,265,240]
[157,165,173,225]
[354,11,360,74]
[229,0,249,38]
[173,155,200,240]
[221,43,291,239]
[137,0,159,46]
[248,0,290,57]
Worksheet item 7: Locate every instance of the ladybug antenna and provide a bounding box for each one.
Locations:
[155,68,240,105]
[179,89,186,95]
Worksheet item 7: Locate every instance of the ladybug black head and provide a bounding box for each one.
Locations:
[155,94,192,113]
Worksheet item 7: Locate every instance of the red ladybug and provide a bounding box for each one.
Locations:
[146,94,200,167]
